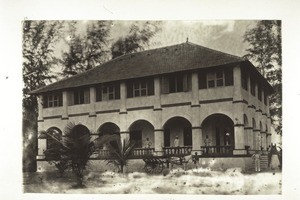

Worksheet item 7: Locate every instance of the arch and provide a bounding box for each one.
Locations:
[244,114,249,127]
[69,124,90,139]
[162,113,192,128]
[129,120,155,148]
[201,113,234,147]
[163,116,192,147]
[98,122,120,136]
[265,124,268,133]
[45,127,62,157]
[252,118,256,129]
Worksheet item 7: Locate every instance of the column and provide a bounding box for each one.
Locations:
[261,132,267,150]
[247,128,254,149]
[89,87,96,116]
[120,81,127,113]
[62,91,68,119]
[154,77,162,110]
[233,125,246,155]
[191,72,199,106]
[233,65,242,101]
[37,95,44,121]
[192,127,202,155]
[154,129,164,156]
[253,129,261,150]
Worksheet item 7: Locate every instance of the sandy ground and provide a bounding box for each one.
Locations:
[23,168,281,194]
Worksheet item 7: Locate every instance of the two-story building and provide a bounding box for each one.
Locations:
[30,42,274,171]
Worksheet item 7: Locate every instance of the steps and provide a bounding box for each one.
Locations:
[250,154,269,171]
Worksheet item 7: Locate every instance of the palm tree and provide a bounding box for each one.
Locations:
[105,138,136,174]
[43,122,118,187]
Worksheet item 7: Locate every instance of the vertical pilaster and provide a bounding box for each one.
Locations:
[154,129,164,156]
[233,65,242,101]
[120,81,127,113]
[192,127,202,155]
[89,87,96,116]
[62,91,68,119]
[233,125,246,155]
[154,77,161,110]
[191,72,199,106]
[37,95,44,121]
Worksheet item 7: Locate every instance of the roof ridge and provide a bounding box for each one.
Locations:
[186,41,245,61]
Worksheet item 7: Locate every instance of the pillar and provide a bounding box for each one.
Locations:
[37,95,43,121]
[191,72,199,105]
[233,65,242,101]
[120,81,127,113]
[154,129,164,156]
[253,129,261,150]
[233,125,246,155]
[89,87,96,116]
[261,132,267,150]
[154,77,161,110]
[62,91,68,119]
[191,127,202,155]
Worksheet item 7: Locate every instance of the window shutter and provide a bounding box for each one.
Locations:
[198,71,207,89]
[84,88,90,104]
[161,76,169,94]
[183,74,188,92]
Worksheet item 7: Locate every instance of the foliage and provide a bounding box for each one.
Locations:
[111,21,162,59]
[243,20,282,135]
[105,138,136,173]
[22,20,64,171]
[60,21,112,77]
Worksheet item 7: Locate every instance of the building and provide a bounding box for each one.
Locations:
[30,42,274,171]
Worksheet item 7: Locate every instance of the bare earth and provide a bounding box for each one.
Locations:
[23,168,281,194]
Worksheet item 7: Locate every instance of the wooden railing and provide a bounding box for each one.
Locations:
[131,148,154,157]
[163,146,192,156]
[201,145,234,156]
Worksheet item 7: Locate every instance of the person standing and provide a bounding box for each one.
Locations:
[204,135,211,154]
[174,136,180,154]
[252,150,261,172]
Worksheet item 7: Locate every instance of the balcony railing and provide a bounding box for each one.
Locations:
[201,145,234,156]
[131,148,154,157]
[163,146,192,156]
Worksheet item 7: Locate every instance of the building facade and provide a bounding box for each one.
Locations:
[31,42,273,170]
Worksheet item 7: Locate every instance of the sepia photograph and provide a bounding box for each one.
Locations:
[2,0,300,199]
[22,20,282,194]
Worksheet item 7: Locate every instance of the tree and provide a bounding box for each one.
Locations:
[22,20,63,171]
[243,20,282,135]
[60,21,111,77]
[105,138,136,174]
[43,122,120,186]
[111,21,162,59]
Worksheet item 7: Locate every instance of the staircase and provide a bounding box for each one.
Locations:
[250,154,269,171]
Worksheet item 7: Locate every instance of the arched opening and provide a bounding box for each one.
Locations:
[163,117,192,147]
[201,114,234,147]
[69,124,90,139]
[129,120,154,148]
[252,118,256,129]
[46,127,62,150]
[98,122,120,136]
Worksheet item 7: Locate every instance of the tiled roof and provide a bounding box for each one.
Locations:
[30,42,272,94]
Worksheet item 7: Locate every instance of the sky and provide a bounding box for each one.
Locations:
[53,20,257,76]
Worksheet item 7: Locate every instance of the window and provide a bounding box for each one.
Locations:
[204,68,233,89]
[43,92,63,108]
[169,74,184,93]
[264,90,268,105]
[73,88,89,105]
[250,76,256,96]
[241,68,248,91]
[96,83,120,101]
[198,70,207,89]
[127,78,154,98]
[258,84,262,101]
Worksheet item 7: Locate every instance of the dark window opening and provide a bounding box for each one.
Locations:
[224,67,234,86]
[258,84,262,101]
[74,89,85,105]
[250,76,256,96]
[183,127,192,146]
[43,92,63,108]
[198,71,207,89]
[126,78,154,98]
[96,83,120,101]
[241,68,248,90]
[130,130,142,148]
